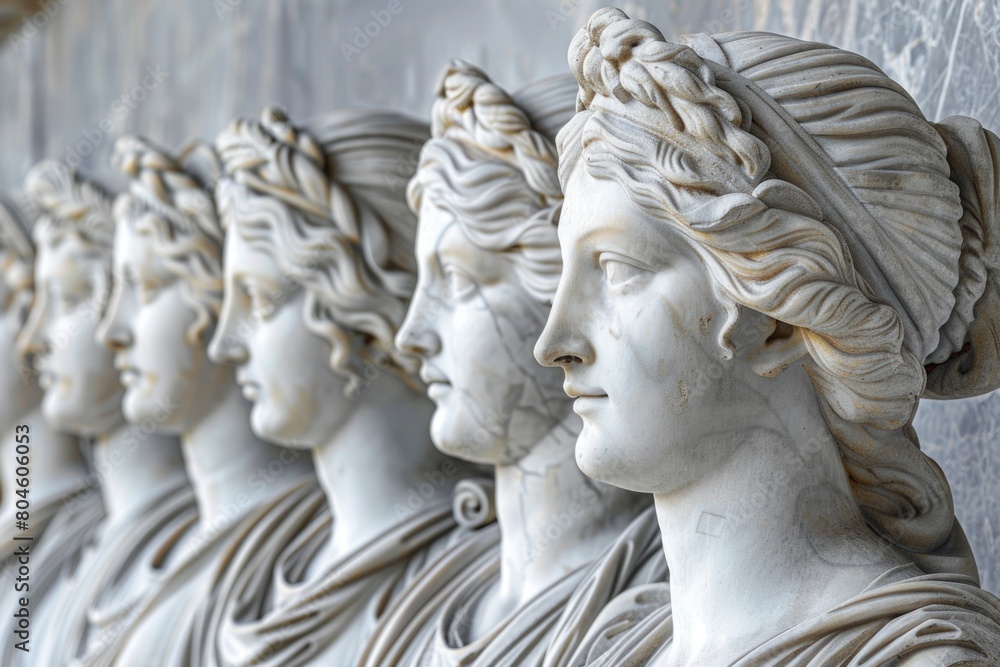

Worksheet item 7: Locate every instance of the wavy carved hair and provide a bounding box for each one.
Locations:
[21,161,116,314]
[112,136,224,344]
[0,191,37,327]
[25,161,115,252]
[407,61,576,304]
[558,8,999,569]
[214,107,429,387]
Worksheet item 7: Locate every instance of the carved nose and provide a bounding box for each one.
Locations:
[16,306,47,360]
[96,316,132,351]
[209,293,251,365]
[101,326,132,351]
[553,353,584,366]
[208,330,249,365]
[534,327,593,368]
[396,329,441,357]
[395,323,441,358]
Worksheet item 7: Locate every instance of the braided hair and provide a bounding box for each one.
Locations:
[111,136,223,343]
[20,161,116,320]
[214,107,430,388]
[24,161,115,252]
[557,7,1000,573]
[408,60,576,304]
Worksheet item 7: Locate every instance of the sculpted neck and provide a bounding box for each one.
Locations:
[181,381,312,536]
[494,412,647,608]
[312,373,465,562]
[93,420,188,524]
[651,371,909,666]
[0,405,89,518]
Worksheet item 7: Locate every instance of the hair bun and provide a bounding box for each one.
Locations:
[925,116,1000,399]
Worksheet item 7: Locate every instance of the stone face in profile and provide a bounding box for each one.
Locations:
[0,191,41,432]
[0,188,102,666]
[200,106,477,666]
[18,166,124,437]
[13,161,193,667]
[535,7,1000,665]
[47,136,315,666]
[359,60,665,667]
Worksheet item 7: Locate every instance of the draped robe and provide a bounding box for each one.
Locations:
[360,505,668,667]
[192,480,497,666]
[574,565,1000,666]
[0,485,104,665]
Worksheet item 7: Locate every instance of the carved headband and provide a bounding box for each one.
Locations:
[112,136,222,240]
[430,60,569,206]
[680,31,1000,400]
[22,160,115,245]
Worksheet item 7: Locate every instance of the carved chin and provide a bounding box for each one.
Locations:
[430,407,493,464]
[573,426,649,493]
[43,390,123,437]
[249,400,313,449]
[122,387,187,434]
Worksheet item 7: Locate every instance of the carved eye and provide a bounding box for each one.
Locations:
[443,266,476,301]
[599,254,649,287]
[245,284,277,320]
[49,284,83,311]
[138,282,160,305]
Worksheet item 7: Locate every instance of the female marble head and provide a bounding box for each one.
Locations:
[96,136,231,432]
[0,192,39,433]
[396,60,578,465]
[537,8,1000,568]
[18,162,123,436]
[209,107,429,447]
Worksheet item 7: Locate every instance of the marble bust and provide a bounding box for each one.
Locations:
[0,189,103,665]
[48,136,315,666]
[534,8,1000,665]
[361,60,666,667]
[198,106,479,666]
[15,160,194,667]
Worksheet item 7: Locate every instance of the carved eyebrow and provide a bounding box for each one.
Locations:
[567,223,621,253]
[236,268,283,295]
[228,246,285,290]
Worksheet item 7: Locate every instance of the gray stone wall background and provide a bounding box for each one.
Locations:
[0,0,997,591]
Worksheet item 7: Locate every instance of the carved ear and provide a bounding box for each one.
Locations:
[748,319,809,378]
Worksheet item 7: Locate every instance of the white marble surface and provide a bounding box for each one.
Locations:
[757,0,1000,596]
[0,0,996,594]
